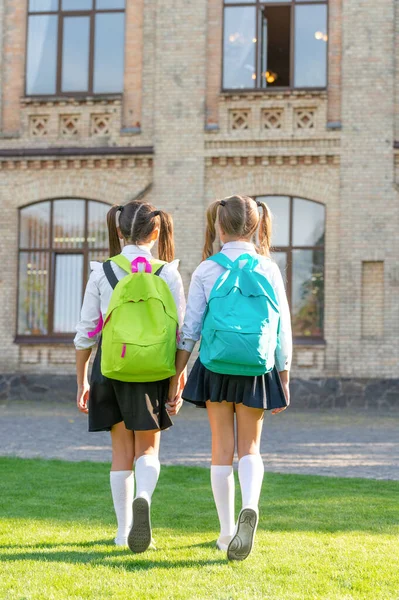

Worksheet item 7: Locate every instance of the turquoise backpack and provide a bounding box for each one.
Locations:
[200,253,280,376]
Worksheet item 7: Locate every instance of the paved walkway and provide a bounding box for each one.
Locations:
[0,400,398,480]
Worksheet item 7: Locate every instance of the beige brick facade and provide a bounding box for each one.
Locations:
[0,0,398,383]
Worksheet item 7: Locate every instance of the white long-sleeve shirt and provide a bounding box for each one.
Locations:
[74,244,186,350]
[178,241,292,371]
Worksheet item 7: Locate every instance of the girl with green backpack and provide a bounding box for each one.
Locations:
[75,200,186,553]
[169,195,292,561]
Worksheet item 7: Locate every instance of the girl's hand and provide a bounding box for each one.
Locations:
[77,383,90,414]
[166,393,183,417]
[166,370,186,416]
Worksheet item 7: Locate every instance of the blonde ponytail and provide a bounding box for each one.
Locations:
[257,200,272,256]
[202,200,221,260]
[158,210,175,263]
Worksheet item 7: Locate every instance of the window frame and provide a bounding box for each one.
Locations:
[16,197,110,344]
[222,0,329,93]
[25,0,126,98]
[259,195,326,343]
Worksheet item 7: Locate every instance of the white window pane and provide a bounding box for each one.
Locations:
[88,201,110,248]
[259,196,290,247]
[54,255,83,333]
[223,6,256,89]
[53,199,85,248]
[18,252,49,335]
[294,4,327,88]
[26,15,57,95]
[61,17,90,92]
[293,198,325,246]
[271,251,288,287]
[93,13,125,93]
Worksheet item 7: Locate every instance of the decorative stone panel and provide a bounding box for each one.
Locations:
[29,115,49,137]
[229,109,251,131]
[294,108,316,130]
[261,108,283,130]
[60,114,80,137]
[90,114,112,136]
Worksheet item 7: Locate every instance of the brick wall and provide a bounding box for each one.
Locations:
[0,0,398,383]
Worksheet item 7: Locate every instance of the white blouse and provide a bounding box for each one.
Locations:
[178,241,293,371]
[74,244,186,351]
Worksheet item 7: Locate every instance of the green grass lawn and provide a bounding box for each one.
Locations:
[0,458,398,600]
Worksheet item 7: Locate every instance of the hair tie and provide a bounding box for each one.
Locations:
[117,205,124,213]
[256,200,262,207]
[220,200,226,207]
[152,210,161,217]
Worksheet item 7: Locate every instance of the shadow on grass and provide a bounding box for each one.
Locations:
[1,457,399,536]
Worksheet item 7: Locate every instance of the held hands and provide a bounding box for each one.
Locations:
[166,369,187,417]
[77,383,90,414]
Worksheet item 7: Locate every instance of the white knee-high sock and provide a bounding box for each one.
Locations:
[110,470,134,543]
[238,454,264,512]
[135,455,160,505]
[211,465,235,542]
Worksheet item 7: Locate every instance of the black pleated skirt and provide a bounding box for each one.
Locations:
[182,358,287,411]
[88,340,173,432]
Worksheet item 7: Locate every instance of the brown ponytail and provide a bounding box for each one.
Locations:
[107,205,122,257]
[202,200,221,260]
[257,200,272,257]
[158,210,175,263]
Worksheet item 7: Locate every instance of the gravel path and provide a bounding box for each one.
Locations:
[0,400,398,480]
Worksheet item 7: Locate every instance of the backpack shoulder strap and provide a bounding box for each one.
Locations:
[110,254,132,274]
[103,260,119,290]
[207,253,234,270]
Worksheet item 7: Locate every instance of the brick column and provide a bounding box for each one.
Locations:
[339,0,398,378]
[2,0,27,135]
[327,0,342,127]
[206,0,223,129]
[0,0,4,132]
[152,0,207,285]
[122,0,144,131]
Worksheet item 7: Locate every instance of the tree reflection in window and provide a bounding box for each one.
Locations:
[258,195,325,339]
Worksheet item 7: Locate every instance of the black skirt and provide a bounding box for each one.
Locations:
[88,340,173,432]
[182,358,287,411]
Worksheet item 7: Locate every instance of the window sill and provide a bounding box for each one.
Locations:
[15,335,74,345]
[21,94,123,107]
[220,88,327,100]
[293,338,326,346]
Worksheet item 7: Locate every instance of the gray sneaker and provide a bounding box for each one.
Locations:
[128,497,152,553]
[227,508,258,561]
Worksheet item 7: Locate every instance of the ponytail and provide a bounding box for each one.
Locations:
[107,205,122,257]
[158,210,175,263]
[257,200,272,257]
[202,200,220,260]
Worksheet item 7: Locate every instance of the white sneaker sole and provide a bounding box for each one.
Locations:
[227,508,258,561]
[128,497,152,554]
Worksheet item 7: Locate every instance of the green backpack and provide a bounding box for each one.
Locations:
[100,255,178,383]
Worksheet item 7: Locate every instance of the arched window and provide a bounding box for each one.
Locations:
[17,198,110,340]
[258,196,325,340]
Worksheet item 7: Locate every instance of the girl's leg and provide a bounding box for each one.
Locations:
[236,403,265,510]
[227,404,264,561]
[110,422,135,545]
[206,401,236,549]
[128,430,161,553]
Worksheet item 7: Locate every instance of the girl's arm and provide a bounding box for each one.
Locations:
[271,263,292,413]
[74,269,101,413]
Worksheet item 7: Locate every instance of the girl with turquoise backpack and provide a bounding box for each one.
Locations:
[169,195,292,561]
[75,200,186,553]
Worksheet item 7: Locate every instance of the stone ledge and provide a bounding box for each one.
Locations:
[1,374,398,409]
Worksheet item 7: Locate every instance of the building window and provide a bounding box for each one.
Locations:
[223,0,328,91]
[26,0,125,96]
[258,195,325,339]
[17,198,110,340]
